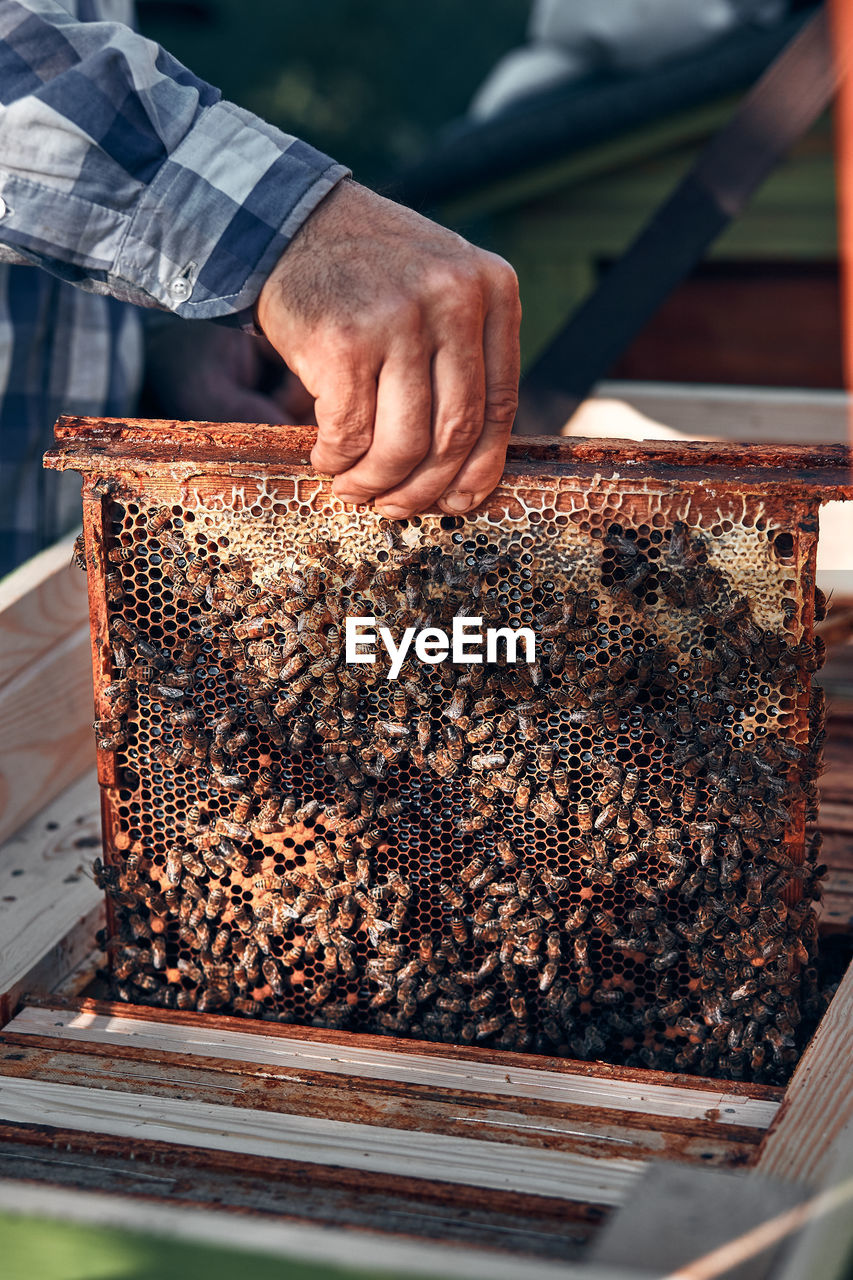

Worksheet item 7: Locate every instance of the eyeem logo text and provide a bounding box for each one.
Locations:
[345,616,536,680]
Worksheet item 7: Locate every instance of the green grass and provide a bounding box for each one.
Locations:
[0,1211,429,1280]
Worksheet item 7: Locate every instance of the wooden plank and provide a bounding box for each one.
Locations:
[773,1136,853,1280]
[4,1006,781,1131]
[0,773,102,1024]
[815,803,853,835]
[0,1077,645,1207]
[818,889,853,934]
[596,382,853,445]
[589,1161,806,1280]
[0,1179,627,1280]
[756,960,853,1186]
[595,1161,853,1280]
[0,624,94,845]
[0,1122,607,1255]
[816,830,853,874]
[0,1042,761,1170]
[0,530,87,687]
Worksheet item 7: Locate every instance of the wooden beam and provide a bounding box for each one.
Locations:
[4,1006,780,1132]
[773,1136,853,1280]
[0,773,102,1024]
[0,624,94,845]
[0,1076,645,1207]
[0,531,95,844]
[589,1161,806,1278]
[0,1041,761,1170]
[0,1179,632,1280]
[0,530,87,686]
[755,960,853,1186]
[595,382,853,444]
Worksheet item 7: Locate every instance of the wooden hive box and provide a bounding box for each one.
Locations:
[0,417,849,1274]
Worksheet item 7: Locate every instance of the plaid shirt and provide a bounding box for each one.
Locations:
[0,0,348,575]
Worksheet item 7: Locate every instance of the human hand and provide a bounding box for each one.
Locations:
[143,318,315,425]
[256,179,521,518]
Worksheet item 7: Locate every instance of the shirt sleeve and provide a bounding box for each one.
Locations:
[0,0,350,326]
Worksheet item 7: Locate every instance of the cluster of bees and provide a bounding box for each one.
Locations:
[83,499,827,1083]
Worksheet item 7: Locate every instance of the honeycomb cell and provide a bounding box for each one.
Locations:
[74,469,827,1085]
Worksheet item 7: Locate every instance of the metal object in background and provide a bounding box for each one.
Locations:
[46,423,852,1082]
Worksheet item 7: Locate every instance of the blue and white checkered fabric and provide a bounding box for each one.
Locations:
[0,0,348,574]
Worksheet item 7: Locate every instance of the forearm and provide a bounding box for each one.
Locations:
[0,0,348,323]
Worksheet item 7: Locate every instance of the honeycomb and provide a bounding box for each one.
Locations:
[46,422,841,1084]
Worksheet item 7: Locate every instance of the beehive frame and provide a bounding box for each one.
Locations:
[45,421,852,1084]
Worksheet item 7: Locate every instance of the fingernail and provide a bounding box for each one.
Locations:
[440,491,473,513]
[375,505,410,519]
[333,493,364,504]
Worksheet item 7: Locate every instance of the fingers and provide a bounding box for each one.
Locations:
[369,337,486,518]
[309,355,378,475]
[331,348,433,503]
[438,276,520,514]
[255,173,522,514]
[371,262,519,518]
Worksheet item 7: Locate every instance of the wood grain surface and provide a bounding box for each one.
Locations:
[5,1005,779,1131]
[756,960,853,1186]
[0,531,87,686]
[0,532,95,844]
[0,1074,646,1207]
[0,772,102,1023]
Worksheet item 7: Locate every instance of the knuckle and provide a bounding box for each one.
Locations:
[485,384,519,425]
[318,325,362,364]
[441,294,483,331]
[392,297,426,333]
[384,439,430,471]
[486,255,520,303]
[436,413,482,455]
[315,420,373,460]
[427,260,480,303]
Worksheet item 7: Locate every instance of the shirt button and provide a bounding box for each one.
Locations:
[169,278,192,301]
[0,197,8,219]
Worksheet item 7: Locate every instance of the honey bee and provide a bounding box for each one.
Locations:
[307,980,334,1007]
[105,539,135,565]
[575,802,594,833]
[146,505,172,536]
[111,618,137,644]
[593,987,625,1006]
[222,726,252,756]
[105,570,125,603]
[194,986,227,1012]
[209,925,231,959]
[476,1014,504,1040]
[445,910,467,944]
[159,843,183,885]
[150,936,167,970]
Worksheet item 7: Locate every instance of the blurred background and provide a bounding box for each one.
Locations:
[137,0,529,190]
[139,0,836,384]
